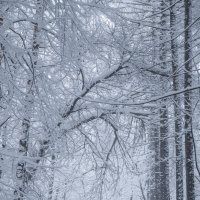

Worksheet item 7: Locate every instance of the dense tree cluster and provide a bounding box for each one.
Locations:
[0,0,200,199]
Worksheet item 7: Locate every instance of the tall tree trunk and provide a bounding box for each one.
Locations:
[149,123,160,200]
[148,2,160,199]
[0,1,9,181]
[184,0,195,199]
[14,1,44,199]
[159,104,170,200]
[0,3,4,180]
[170,1,184,199]
[159,1,170,199]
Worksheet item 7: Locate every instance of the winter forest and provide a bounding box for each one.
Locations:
[0,0,200,199]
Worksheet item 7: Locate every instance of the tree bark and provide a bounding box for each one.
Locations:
[0,0,9,181]
[148,2,161,199]
[149,123,160,200]
[14,1,45,199]
[159,1,170,199]
[169,1,184,199]
[184,0,195,199]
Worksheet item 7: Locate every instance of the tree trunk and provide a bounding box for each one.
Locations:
[149,123,160,200]
[159,1,170,199]
[148,2,161,199]
[159,104,170,200]
[0,4,4,180]
[14,1,44,199]
[184,0,195,199]
[0,0,9,181]
[169,1,184,199]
